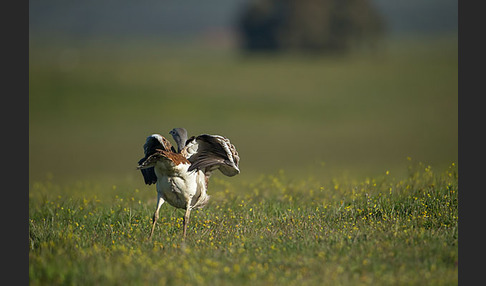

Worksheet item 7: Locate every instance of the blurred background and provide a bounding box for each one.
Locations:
[29,0,458,187]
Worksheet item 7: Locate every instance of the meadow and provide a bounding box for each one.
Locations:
[29,161,457,285]
[29,35,458,285]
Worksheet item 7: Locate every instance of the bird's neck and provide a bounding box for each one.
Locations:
[175,136,187,153]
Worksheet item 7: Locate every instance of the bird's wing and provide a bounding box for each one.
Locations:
[143,134,174,156]
[187,134,240,177]
[138,150,190,170]
[138,157,157,185]
[138,134,175,185]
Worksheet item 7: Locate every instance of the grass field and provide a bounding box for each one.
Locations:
[29,161,457,285]
[29,35,457,182]
[29,35,458,285]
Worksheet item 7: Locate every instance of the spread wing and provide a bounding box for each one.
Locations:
[138,134,175,185]
[186,134,240,177]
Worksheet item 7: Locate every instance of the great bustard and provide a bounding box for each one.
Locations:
[137,128,240,239]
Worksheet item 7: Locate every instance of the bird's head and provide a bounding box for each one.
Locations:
[169,128,188,153]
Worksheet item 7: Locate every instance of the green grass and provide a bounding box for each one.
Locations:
[29,35,457,182]
[29,161,457,285]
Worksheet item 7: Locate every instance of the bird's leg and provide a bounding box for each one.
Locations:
[182,205,192,239]
[149,193,165,240]
[149,213,158,240]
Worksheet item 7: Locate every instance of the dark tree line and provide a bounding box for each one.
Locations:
[237,0,386,53]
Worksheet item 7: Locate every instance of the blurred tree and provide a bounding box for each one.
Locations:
[237,0,386,53]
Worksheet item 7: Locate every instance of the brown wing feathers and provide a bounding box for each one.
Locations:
[138,131,240,185]
[138,134,182,184]
[159,150,190,165]
[138,149,190,169]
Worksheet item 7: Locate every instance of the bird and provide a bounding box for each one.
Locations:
[137,127,240,240]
